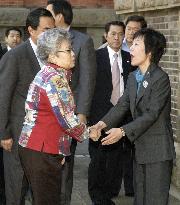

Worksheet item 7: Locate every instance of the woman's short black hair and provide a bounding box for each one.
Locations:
[134,28,166,65]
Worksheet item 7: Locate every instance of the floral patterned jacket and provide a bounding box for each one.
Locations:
[19,64,88,156]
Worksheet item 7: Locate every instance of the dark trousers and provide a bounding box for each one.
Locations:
[88,138,134,204]
[114,139,134,196]
[133,159,173,205]
[60,140,76,205]
[19,146,63,205]
[3,144,28,205]
[0,148,5,205]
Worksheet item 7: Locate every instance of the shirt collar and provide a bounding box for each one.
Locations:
[7,46,11,51]
[29,38,37,54]
[122,38,130,52]
[65,26,70,31]
[29,38,44,69]
[107,45,121,60]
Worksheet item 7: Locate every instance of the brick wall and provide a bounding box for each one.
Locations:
[0,0,113,8]
[120,8,180,139]
[0,0,24,7]
[69,0,113,8]
[146,9,179,139]
[24,0,45,7]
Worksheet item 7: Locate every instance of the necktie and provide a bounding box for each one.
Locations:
[111,53,120,105]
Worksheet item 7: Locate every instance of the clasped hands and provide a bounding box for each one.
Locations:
[89,121,124,145]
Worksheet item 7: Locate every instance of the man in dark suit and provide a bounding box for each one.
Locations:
[2,27,23,55]
[46,1,96,205]
[88,21,136,205]
[0,42,5,205]
[0,8,55,205]
[0,27,22,205]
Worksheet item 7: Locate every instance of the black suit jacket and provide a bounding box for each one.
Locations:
[89,47,135,125]
[0,39,40,141]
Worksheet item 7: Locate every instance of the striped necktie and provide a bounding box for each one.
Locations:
[110,53,120,105]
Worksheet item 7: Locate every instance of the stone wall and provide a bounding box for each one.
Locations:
[0,7,117,48]
[0,0,114,45]
[0,0,113,8]
[0,0,179,197]
[0,0,116,47]
[114,0,180,197]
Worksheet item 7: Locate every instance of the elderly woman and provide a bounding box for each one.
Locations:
[18,28,89,205]
[90,28,175,205]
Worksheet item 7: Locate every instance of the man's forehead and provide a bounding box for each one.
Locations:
[8,30,21,35]
[38,16,55,26]
[109,25,124,31]
[126,21,141,28]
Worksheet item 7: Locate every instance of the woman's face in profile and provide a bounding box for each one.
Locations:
[130,36,151,69]
[51,40,75,70]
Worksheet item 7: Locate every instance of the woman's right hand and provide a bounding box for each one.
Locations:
[89,121,107,141]
[89,128,99,141]
[61,157,65,165]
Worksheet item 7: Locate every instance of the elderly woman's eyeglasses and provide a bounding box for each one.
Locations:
[57,48,74,54]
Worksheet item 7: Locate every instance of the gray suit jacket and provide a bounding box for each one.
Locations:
[102,64,175,164]
[0,39,40,141]
[69,29,96,116]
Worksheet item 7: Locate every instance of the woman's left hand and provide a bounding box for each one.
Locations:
[101,128,123,145]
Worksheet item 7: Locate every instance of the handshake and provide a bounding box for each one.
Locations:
[89,121,124,145]
[89,121,107,142]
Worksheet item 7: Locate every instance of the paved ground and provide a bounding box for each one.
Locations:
[72,155,180,205]
[26,140,180,205]
[71,140,180,205]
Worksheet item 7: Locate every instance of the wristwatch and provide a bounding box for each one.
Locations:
[120,127,126,137]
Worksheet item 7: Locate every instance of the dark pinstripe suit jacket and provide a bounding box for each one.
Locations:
[0,39,40,142]
[102,63,176,163]
[69,29,96,116]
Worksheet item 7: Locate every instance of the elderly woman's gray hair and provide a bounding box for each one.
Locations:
[37,28,71,64]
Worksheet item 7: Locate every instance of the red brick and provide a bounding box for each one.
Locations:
[0,0,113,8]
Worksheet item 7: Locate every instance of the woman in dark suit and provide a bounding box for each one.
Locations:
[90,28,175,205]
[18,28,90,205]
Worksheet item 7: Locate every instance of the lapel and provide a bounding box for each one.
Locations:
[26,39,41,75]
[2,47,8,55]
[102,47,112,79]
[69,29,75,47]
[121,50,131,86]
[130,73,138,116]
[135,64,155,105]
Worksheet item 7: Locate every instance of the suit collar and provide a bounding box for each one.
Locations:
[130,73,138,115]
[102,47,112,77]
[121,50,131,74]
[69,28,75,39]
[121,50,134,88]
[26,39,41,75]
